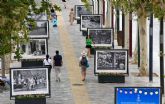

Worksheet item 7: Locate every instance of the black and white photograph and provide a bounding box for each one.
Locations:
[28,13,48,20]
[94,49,128,74]
[29,20,49,38]
[10,67,49,96]
[11,39,48,60]
[88,28,113,47]
[80,14,102,31]
[75,5,94,19]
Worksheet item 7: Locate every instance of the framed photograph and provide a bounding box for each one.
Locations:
[87,28,114,47]
[10,67,50,97]
[11,38,48,60]
[115,87,162,104]
[28,13,48,20]
[80,14,102,31]
[75,5,94,19]
[94,49,128,74]
[29,20,49,38]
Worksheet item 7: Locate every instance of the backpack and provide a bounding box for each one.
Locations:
[80,56,87,66]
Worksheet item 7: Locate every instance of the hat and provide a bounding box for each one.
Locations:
[81,50,87,56]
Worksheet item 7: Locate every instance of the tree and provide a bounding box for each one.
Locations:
[111,0,165,76]
[0,0,61,77]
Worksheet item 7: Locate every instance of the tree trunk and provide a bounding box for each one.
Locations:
[133,22,139,64]
[1,54,10,77]
[139,15,147,76]
[1,55,5,77]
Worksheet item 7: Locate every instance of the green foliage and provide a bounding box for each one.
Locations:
[0,0,60,60]
[81,0,90,11]
[53,4,62,11]
[14,47,23,61]
[111,0,165,19]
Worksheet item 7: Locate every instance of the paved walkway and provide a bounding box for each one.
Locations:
[0,0,164,104]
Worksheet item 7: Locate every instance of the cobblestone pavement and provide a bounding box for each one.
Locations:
[53,0,164,104]
[0,0,165,104]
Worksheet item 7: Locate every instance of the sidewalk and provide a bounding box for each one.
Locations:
[0,0,164,104]
[51,0,164,104]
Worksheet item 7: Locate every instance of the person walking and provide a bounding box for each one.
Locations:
[52,15,57,27]
[53,50,63,82]
[69,8,75,25]
[79,50,89,81]
[86,35,93,58]
[43,54,52,76]
[62,0,66,9]
[50,7,56,18]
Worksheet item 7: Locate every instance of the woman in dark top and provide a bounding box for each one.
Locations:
[62,0,66,9]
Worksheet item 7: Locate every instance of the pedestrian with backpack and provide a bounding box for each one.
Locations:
[79,50,89,81]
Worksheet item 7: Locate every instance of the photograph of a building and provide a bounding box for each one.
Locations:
[29,20,49,38]
[21,39,47,56]
[80,14,102,31]
[11,39,48,60]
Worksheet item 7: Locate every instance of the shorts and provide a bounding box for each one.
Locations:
[81,66,87,71]
[86,45,92,48]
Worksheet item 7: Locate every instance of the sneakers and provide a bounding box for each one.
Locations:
[82,78,85,81]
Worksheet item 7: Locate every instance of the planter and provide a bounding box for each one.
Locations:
[98,74,125,83]
[90,48,95,55]
[15,97,46,104]
[21,59,43,67]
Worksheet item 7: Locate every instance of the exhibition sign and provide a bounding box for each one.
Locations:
[115,87,161,104]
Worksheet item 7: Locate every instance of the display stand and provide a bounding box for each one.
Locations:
[77,19,81,24]
[90,47,95,55]
[15,97,46,104]
[98,74,125,83]
[21,59,43,67]
[82,31,88,36]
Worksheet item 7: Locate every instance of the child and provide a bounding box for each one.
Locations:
[52,16,57,27]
